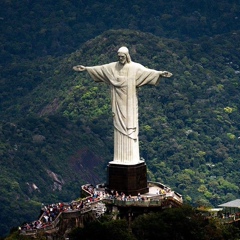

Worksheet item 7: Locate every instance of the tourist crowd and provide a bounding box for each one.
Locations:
[20,184,103,232]
[20,183,173,233]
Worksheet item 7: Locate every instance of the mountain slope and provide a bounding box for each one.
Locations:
[1,29,240,236]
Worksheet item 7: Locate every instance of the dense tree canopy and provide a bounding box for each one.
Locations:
[1,0,240,237]
[67,206,240,240]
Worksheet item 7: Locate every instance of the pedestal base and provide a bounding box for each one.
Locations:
[107,162,148,195]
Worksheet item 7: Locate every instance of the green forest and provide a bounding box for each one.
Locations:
[6,206,240,240]
[1,0,240,238]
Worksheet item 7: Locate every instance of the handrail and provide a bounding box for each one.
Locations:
[220,215,240,223]
[20,195,103,235]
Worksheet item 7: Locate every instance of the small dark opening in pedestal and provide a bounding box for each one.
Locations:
[107,162,148,195]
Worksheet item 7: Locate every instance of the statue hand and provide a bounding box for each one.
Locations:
[73,65,86,72]
[160,71,173,78]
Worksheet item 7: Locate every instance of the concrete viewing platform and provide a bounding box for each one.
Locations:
[80,181,183,212]
[19,181,182,239]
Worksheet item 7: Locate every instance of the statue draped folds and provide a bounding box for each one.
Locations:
[86,61,162,164]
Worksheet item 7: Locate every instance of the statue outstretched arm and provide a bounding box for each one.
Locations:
[73,65,86,72]
[160,71,173,78]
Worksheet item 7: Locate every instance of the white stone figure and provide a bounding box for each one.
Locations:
[73,46,172,165]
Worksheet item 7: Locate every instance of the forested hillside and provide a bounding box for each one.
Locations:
[1,0,240,237]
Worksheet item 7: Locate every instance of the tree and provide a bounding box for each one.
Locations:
[132,205,240,240]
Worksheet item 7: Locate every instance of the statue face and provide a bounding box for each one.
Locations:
[118,53,127,65]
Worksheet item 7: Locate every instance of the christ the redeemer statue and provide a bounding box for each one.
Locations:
[73,46,172,165]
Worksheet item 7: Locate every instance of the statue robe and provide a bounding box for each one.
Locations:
[86,61,162,165]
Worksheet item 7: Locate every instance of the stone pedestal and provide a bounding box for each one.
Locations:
[107,162,148,195]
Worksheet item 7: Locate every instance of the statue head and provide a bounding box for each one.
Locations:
[117,46,131,65]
